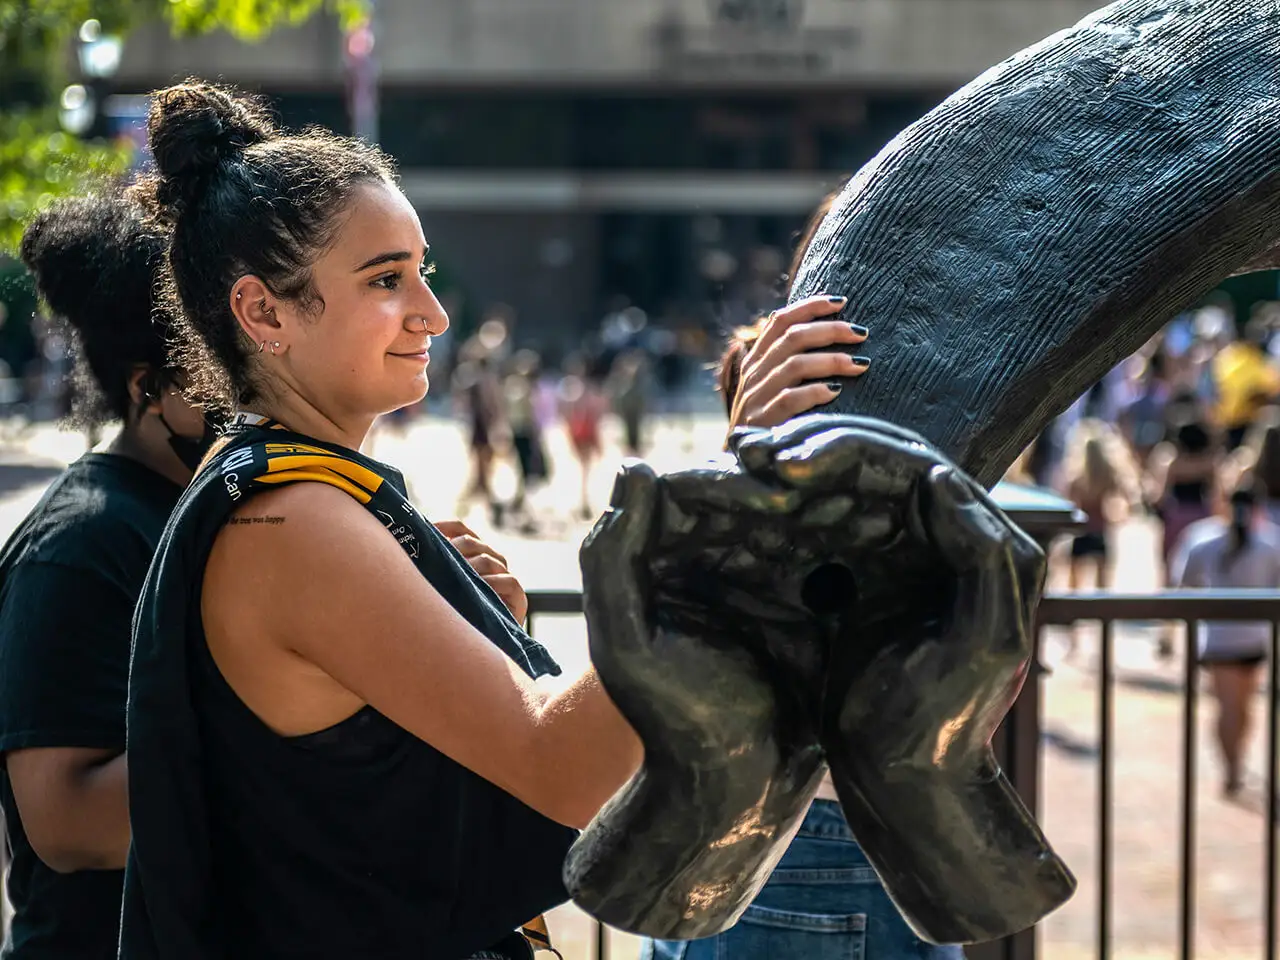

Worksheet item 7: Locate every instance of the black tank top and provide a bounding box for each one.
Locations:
[121,425,576,959]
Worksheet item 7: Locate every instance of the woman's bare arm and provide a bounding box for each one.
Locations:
[7,748,129,872]
[205,482,641,829]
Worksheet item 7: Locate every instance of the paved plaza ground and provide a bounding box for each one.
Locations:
[0,412,1275,960]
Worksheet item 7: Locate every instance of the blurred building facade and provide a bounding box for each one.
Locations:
[111,0,1107,348]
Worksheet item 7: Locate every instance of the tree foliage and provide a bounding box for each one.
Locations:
[0,0,368,252]
[0,110,133,252]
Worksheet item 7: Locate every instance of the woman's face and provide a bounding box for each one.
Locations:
[278,181,448,421]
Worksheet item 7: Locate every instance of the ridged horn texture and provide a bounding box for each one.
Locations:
[793,0,1280,488]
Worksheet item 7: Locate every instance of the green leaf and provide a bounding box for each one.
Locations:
[0,0,368,254]
[0,108,133,254]
[163,0,370,38]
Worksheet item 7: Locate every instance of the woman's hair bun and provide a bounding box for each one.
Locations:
[147,80,275,215]
[19,192,165,337]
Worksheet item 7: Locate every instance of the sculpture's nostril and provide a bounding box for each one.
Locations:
[801,562,858,616]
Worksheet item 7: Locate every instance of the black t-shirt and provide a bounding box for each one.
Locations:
[0,454,181,959]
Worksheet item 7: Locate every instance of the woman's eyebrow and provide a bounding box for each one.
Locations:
[353,250,413,272]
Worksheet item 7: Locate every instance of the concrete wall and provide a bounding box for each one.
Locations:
[114,0,1111,90]
[419,210,602,341]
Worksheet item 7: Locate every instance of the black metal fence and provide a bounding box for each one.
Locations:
[526,589,1280,960]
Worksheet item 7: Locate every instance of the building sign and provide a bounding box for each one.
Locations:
[115,0,1110,90]
[709,0,807,32]
[656,0,859,77]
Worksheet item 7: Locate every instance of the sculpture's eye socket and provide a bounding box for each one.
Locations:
[801,562,858,616]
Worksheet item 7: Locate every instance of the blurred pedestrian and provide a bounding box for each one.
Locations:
[1058,419,1140,592]
[1117,348,1172,466]
[1173,480,1280,798]
[452,341,507,526]
[1147,413,1222,659]
[558,353,606,520]
[607,348,650,458]
[502,349,549,530]
[1213,315,1280,450]
[1148,415,1222,575]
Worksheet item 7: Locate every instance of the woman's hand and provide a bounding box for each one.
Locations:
[434,519,529,623]
[728,294,870,434]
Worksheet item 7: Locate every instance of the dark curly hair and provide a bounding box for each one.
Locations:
[133,79,397,410]
[19,191,170,427]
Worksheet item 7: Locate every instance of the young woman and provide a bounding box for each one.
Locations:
[1057,419,1140,592]
[118,80,872,960]
[1172,480,1280,798]
[0,192,216,958]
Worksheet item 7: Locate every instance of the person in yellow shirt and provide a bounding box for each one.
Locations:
[1214,317,1280,450]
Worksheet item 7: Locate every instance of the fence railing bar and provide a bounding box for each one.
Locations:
[1268,621,1279,960]
[1038,592,1280,624]
[1098,618,1114,960]
[533,590,1280,622]
[519,589,1280,960]
[1179,619,1198,960]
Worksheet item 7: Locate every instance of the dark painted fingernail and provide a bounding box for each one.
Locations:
[826,381,843,393]
[827,295,847,304]
[851,356,871,368]
[850,323,869,337]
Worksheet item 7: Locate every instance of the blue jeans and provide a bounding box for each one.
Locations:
[641,800,966,960]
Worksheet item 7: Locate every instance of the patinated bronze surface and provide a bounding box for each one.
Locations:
[567,0,1280,946]
[567,418,1067,942]
[793,0,1280,487]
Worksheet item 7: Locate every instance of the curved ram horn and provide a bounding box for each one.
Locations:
[794,0,1280,487]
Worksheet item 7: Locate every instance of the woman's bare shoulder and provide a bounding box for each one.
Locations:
[205,481,398,604]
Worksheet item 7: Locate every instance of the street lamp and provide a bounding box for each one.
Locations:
[57,19,123,138]
[76,19,123,79]
[58,84,94,136]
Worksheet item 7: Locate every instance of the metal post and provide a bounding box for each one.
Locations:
[1098,619,1114,960]
[1266,622,1278,960]
[344,0,380,143]
[1178,619,1199,960]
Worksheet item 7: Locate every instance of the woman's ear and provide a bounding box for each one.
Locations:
[229,276,282,351]
[128,365,161,416]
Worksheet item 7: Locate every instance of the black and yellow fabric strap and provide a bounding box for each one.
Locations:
[520,915,562,957]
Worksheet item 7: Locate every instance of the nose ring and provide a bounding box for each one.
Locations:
[420,316,429,334]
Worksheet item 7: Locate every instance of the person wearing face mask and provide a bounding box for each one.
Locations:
[0,190,218,959]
